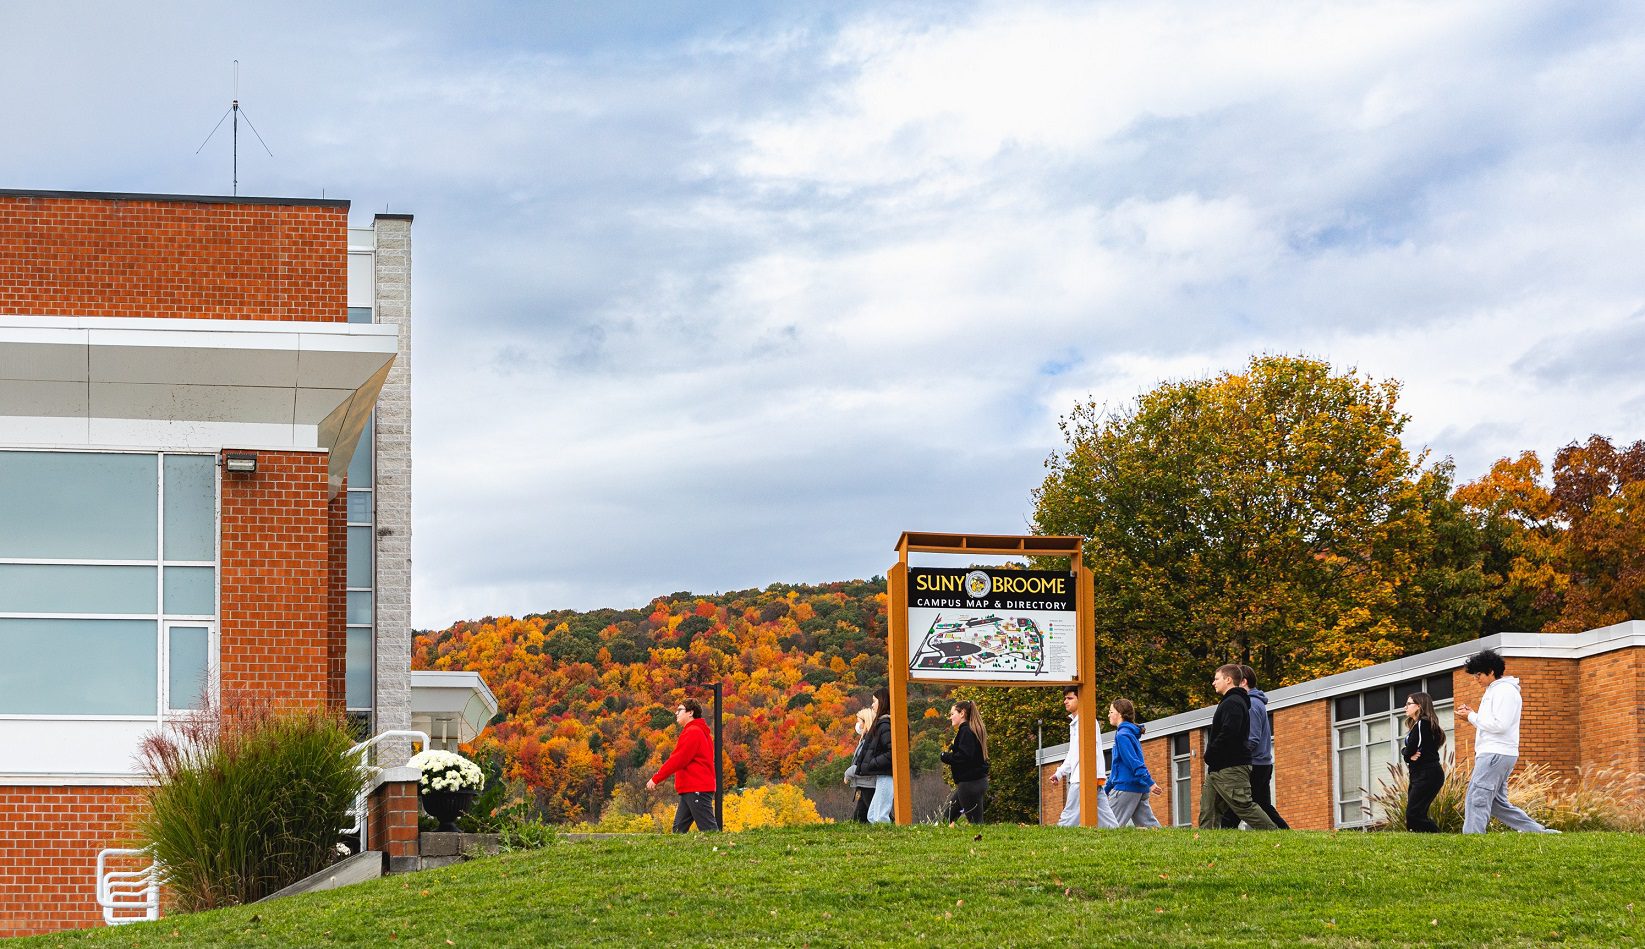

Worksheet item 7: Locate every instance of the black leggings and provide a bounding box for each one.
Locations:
[852,786,875,823]
[947,777,987,824]
[1406,764,1444,833]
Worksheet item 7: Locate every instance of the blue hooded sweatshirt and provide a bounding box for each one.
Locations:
[1247,688,1274,767]
[1106,720,1154,793]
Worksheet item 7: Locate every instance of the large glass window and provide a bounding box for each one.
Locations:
[0,451,217,718]
[1333,675,1454,827]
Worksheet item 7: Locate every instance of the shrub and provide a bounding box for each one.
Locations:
[135,693,359,911]
[722,784,826,831]
[1366,756,1645,832]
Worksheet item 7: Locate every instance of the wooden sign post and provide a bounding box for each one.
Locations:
[887,532,1098,825]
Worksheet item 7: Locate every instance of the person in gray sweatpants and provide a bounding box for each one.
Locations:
[1455,648,1558,835]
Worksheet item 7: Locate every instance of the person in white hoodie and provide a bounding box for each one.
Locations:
[1455,648,1559,835]
[1048,688,1118,828]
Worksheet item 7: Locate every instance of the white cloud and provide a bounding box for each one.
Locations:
[3,1,1642,627]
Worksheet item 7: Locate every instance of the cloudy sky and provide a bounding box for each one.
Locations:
[4,1,1643,627]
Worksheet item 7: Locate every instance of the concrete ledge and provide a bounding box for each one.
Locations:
[419,832,501,857]
[260,850,382,902]
[369,766,420,794]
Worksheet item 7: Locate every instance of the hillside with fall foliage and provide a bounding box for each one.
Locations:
[414,431,1645,824]
[413,579,961,823]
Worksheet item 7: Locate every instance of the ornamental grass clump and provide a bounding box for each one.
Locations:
[1366,756,1645,833]
[135,693,359,912]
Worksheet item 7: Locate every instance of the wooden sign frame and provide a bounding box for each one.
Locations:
[887,532,1099,826]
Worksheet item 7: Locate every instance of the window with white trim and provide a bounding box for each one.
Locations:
[1170,732,1193,826]
[0,450,217,718]
[1333,675,1454,827]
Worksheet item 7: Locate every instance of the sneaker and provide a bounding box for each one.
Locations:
[1539,827,1562,834]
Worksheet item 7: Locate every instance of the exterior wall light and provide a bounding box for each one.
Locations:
[223,452,258,473]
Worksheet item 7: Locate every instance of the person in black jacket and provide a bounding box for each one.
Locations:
[1199,664,1279,830]
[858,687,895,823]
[1401,691,1447,832]
[940,700,989,824]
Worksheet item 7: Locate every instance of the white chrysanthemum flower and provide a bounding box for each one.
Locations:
[408,749,485,793]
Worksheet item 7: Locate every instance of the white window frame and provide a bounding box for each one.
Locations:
[1332,680,1453,828]
[1170,732,1193,827]
[0,449,219,726]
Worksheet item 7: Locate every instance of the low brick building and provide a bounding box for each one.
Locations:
[0,189,416,934]
[1038,622,1644,829]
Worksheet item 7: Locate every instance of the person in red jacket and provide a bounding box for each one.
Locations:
[646,698,720,832]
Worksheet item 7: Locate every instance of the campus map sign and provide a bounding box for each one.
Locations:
[905,567,1078,682]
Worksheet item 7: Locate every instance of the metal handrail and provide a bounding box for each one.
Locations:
[96,846,162,926]
[341,729,431,849]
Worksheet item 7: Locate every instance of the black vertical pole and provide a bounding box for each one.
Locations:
[711,681,724,829]
[1036,719,1044,825]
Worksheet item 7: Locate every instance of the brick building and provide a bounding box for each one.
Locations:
[1037,622,1645,829]
[0,188,416,934]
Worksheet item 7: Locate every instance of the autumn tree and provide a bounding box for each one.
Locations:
[1032,355,1490,714]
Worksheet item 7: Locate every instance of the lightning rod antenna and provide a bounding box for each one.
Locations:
[195,61,274,195]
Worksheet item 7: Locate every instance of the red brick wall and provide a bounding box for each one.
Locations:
[218,450,338,707]
[1577,648,1644,779]
[0,194,347,322]
[367,781,419,859]
[0,787,141,937]
[1271,700,1332,830]
[1141,733,1172,823]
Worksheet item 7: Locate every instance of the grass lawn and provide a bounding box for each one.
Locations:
[22,825,1645,947]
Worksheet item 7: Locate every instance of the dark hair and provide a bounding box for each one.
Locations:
[1239,665,1257,689]
[1110,697,1145,735]
[1215,663,1244,684]
[952,700,988,759]
[1463,648,1506,679]
[1064,686,1080,699]
[680,698,703,719]
[873,686,891,719]
[1405,692,1446,748]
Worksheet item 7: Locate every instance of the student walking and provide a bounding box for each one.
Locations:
[842,706,878,823]
[646,698,720,833]
[1401,691,1446,833]
[1241,665,1289,830]
[940,700,989,824]
[1456,649,1558,834]
[1049,687,1118,827]
[858,687,896,824]
[1199,664,1279,830]
[1105,699,1161,828]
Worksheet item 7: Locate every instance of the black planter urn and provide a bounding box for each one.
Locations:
[421,789,478,833]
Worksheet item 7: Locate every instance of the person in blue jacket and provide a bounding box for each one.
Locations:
[1105,698,1161,827]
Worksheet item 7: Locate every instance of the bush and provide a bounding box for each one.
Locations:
[135,694,359,911]
[1366,756,1645,832]
[722,784,826,831]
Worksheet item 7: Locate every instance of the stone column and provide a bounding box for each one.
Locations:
[372,214,414,759]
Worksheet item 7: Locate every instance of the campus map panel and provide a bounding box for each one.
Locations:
[906,567,1078,682]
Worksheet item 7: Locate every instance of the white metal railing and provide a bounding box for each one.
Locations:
[342,729,430,850]
[96,847,162,926]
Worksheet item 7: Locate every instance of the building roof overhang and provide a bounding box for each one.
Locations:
[410,670,500,746]
[0,315,397,494]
